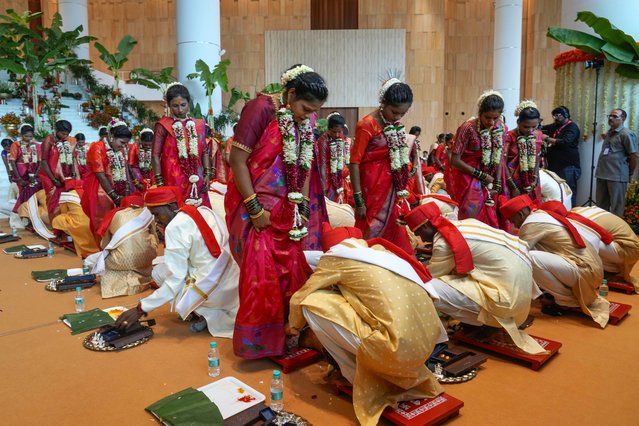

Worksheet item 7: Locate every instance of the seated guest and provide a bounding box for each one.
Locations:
[289,224,445,426]
[570,205,639,293]
[90,195,158,298]
[407,203,546,355]
[500,195,609,327]
[115,186,240,336]
[51,180,100,257]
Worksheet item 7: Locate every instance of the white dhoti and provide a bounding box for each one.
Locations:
[600,242,622,274]
[530,250,580,308]
[427,278,483,326]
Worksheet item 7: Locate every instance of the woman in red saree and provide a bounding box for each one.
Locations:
[349,78,414,254]
[81,118,135,241]
[39,119,76,221]
[73,133,89,182]
[316,112,348,203]
[9,124,41,212]
[448,91,508,229]
[128,127,154,190]
[504,102,543,201]
[151,83,212,207]
[225,64,329,359]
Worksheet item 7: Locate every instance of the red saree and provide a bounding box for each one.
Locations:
[127,142,154,188]
[9,141,41,213]
[504,129,543,201]
[38,135,76,221]
[350,115,412,253]
[152,117,210,207]
[73,145,89,183]
[225,96,327,359]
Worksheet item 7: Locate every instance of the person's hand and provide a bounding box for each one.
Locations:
[112,196,121,207]
[251,209,271,231]
[355,205,367,219]
[114,308,142,330]
[17,178,27,186]
[510,187,521,197]
[483,174,494,185]
[53,178,64,188]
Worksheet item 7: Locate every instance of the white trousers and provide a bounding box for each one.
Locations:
[599,242,622,274]
[530,250,580,307]
[428,278,483,326]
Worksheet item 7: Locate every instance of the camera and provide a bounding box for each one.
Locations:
[584,59,604,69]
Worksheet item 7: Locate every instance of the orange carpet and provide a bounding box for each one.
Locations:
[1,222,637,426]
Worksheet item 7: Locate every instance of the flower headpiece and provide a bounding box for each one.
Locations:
[107,117,128,134]
[514,99,538,117]
[139,127,154,136]
[378,78,402,103]
[280,65,314,87]
[164,81,185,100]
[476,90,504,109]
[326,111,341,120]
[18,123,32,134]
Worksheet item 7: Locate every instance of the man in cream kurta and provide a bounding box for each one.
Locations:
[406,203,546,355]
[501,195,609,327]
[289,226,444,426]
[572,205,639,293]
[115,187,240,338]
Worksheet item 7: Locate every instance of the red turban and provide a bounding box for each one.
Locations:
[367,237,432,283]
[539,201,614,246]
[64,179,83,191]
[498,194,535,220]
[120,194,144,209]
[144,186,181,207]
[321,222,363,252]
[422,166,437,175]
[406,203,474,274]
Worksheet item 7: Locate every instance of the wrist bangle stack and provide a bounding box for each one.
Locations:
[353,191,365,208]
[244,193,264,219]
[472,168,487,181]
[154,173,164,186]
[494,180,502,193]
[299,202,310,221]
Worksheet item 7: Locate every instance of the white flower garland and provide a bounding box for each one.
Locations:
[172,119,199,160]
[106,144,126,183]
[382,123,411,198]
[76,145,87,167]
[20,142,38,164]
[139,146,152,170]
[478,125,504,168]
[277,107,314,240]
[280,65,314,87]
[56,141,73,166]
[516,135,537,172]
[378,78,402,103]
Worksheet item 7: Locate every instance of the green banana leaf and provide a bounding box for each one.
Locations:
[546,27,605,55]
[31,269,68,281]
[576,11,639,59]
[616,64,639,79]
[146,387,223,426]
[60,309,115,335]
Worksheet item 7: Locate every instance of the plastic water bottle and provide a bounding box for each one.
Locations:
[599,278,609,298]
[208,341,220,377]
[269,369,284,412]
[74,287,85,313]
[82,259,90,275]
[47,241,54,258]
[11,227,17,237]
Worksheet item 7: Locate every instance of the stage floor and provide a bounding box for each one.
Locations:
[1,222,637,425]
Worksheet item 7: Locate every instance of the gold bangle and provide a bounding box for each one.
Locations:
[249,208,265,220]
[243,193,257,204]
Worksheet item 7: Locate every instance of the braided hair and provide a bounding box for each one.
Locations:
[284,64,328,103]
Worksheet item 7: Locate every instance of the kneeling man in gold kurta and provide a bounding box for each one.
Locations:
[289,225,445,426]
[406,202,546,355]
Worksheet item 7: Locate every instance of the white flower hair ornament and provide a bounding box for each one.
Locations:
[514,99,538,117]
[107,117,129,133]
[378,78,402,103]
[280,65,314,87]
[17,123,32,133]
[326,111,341,120]
[139,127,154,136]
[476,90,504,109]
[164,81,185,100]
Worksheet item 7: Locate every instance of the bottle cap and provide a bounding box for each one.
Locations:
[273,369,281,378]
[75,286,81,292]
[210,341,217,348]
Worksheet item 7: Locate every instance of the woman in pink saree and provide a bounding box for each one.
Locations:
[225,65,329,359]
[39,120,76,221]
[9,124,41,212]
[448,91,508,229]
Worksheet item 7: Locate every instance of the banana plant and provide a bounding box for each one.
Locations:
[128,66,175,94]
[547,11,639,79]
[94,35,138,91]
[187,59,230,129]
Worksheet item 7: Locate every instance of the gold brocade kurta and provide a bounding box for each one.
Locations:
[519,212,609,327]
[427,219,545,354]
[289,251,443,426]
[51,191,100,257]
[572,206,639,293]
[100,207,158,298]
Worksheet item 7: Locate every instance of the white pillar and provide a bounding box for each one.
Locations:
[58,0,90,61]
[492,0,523,126]
[176,0,222,119]
[561,0,639,205]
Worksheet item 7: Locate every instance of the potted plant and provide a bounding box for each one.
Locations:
[1,112,21,136]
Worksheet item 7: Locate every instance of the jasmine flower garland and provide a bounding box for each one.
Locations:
[328,137,345,197]
[516,134,537,191]
[277,107,314,240]
[382,122,411,199]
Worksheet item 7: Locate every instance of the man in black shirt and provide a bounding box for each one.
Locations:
[542,106,581,206]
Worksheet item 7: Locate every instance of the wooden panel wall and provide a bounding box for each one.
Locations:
[358,0,446,138]
[220,0,310,103]
[87,0,176,76]
[443,0,494,134]
[0,0,28,13]
[265,29,405,108]
[311,0,357,29]
[522,0,562,120]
